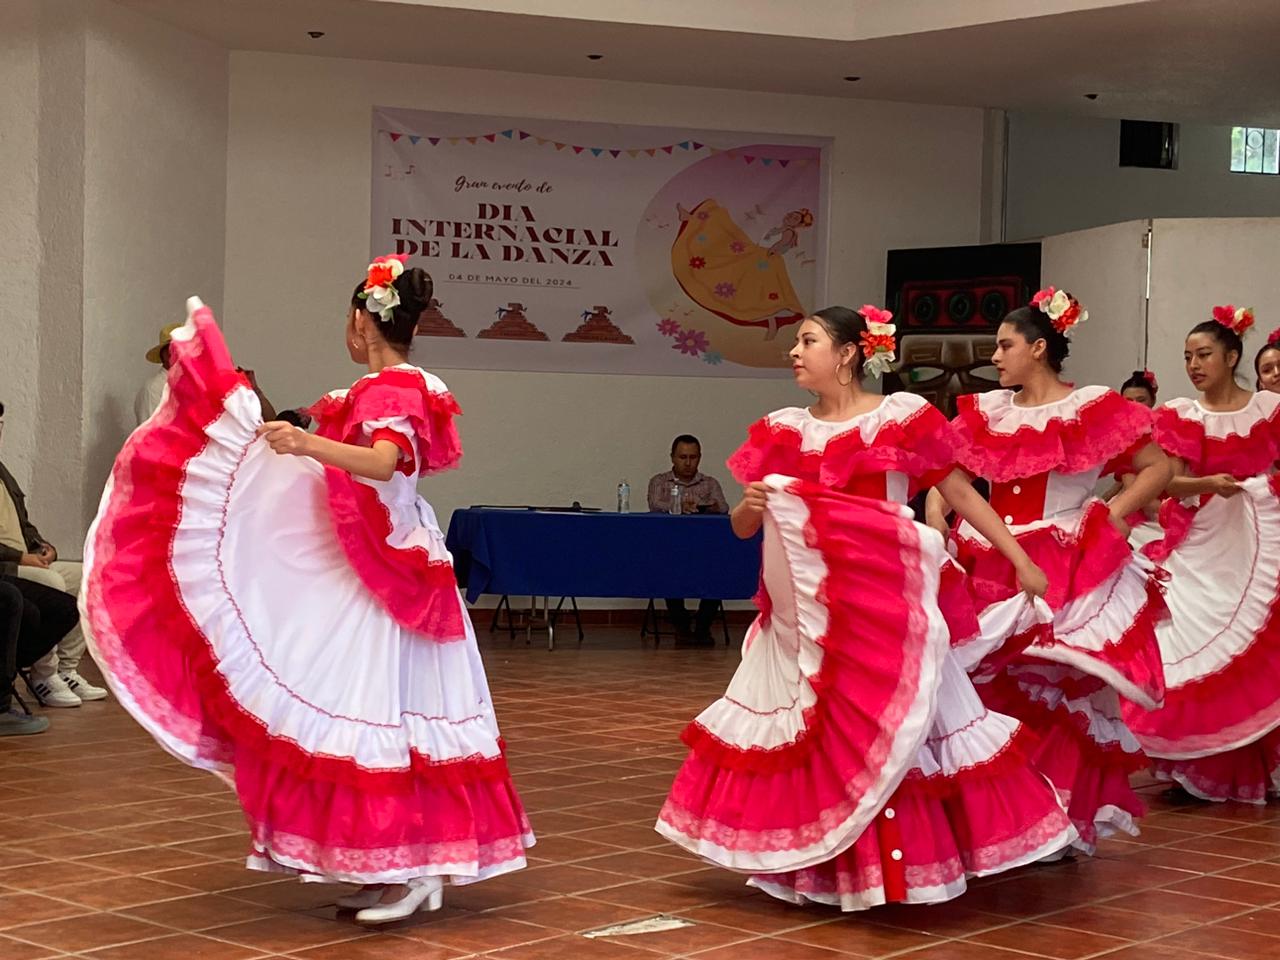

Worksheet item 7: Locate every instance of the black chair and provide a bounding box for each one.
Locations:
[641,599,731,647]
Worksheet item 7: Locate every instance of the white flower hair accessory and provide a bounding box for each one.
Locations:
[359,253,409,322]
[1030,285,1087,336]
[857,304,897,379]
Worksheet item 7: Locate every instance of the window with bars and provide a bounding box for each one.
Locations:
[1231,126,1280,174]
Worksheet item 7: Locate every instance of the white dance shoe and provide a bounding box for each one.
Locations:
[354,877,444,924]
[336,886,386,909]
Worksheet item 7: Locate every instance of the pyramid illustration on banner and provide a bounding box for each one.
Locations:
[562,305,634,344]
[478,302,550,341]
[415,298,466,338]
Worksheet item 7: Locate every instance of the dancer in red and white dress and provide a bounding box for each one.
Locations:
[1256,329,1280,394]
[657,306,1075,912]
[1109,371,1164,553]
[941,288,1171,853]
[81,257,533,923]
[1123,306,1280,803]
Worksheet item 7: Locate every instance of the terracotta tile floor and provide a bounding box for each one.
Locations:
[4,628,1280,959]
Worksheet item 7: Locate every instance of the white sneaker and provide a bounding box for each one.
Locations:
[30,674,82,708]
[61,671,108,701]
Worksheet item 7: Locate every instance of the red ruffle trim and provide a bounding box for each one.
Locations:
[86,309,511,793]
[957,500,1133,611]
[663,482,941,849]
[678,486,931,775]
[983,672,1148,772]
[1125,493,1280,752]
[307,369,463,477]
[305,370,468,639]
[1153,403,1280,478]
[726,401,959,494]
[899,722,1039,797]
[1152,731,1280,803]
[1141,496,1197,562]
[323,472,466,640]
[953,389,1153,483]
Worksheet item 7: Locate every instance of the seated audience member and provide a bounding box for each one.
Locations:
[647,435,730,647]
[0,400,105,706]
[135,324,279,425]
[1,575,79,736]
[135,323,179,426]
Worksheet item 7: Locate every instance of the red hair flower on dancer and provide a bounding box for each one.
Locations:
[857,304,897,379]
[1030,286,1088,336]
[1212,303,1255,336]
[359,253,410,321]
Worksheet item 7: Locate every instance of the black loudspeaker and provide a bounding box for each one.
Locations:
[1119,120,1179,169]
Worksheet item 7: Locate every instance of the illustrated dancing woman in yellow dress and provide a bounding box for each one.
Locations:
[671,200,812,341]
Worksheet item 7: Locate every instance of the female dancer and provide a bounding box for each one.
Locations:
[942,288,1170,853]
[657,305,1075,911]
[1255,329,1280,393]
[1107,371,1161,550]
[1120,370,1159,408]
[81,256,533,922]
[1123,305,1280,803]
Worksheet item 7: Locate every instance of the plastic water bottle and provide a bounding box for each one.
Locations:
[669,481,682,515]
[617,480,630,514]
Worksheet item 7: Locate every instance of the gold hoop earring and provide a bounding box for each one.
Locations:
[835,365,853,387]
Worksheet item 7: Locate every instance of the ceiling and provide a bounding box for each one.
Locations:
[117,0,1280,125]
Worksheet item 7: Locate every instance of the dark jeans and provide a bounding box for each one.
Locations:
[1,575,78,710]
[664,598,719,637]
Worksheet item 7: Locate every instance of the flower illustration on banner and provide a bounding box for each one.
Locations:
[689,256,706,270]
[656,305,723,366]
[696,210,710,221]
[674,329,710,356]
[730,240,746,253]
[714,282,736,300]
[768,292,780,301]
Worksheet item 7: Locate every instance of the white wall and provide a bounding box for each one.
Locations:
[0,0,228,551]
[224,52,988,539]
[1041,220,1150,391]
[0,1,43,494]
[1006,112,1280,241]
[80,0,229,529]
[1147,218,1280,403]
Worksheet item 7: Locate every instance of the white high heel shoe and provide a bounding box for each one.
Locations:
[336,886,386,910]
[354,877,444,924]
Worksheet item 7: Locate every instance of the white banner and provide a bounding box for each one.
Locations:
[372,108,829,376]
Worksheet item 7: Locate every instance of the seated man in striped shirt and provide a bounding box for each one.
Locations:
[647,435,729,646]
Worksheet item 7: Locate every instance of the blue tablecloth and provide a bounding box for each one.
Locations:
[445,509,762,604]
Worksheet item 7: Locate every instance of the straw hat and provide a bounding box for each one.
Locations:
[145,323,182,364]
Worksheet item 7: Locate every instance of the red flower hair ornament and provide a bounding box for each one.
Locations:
[1030,286,1088,336]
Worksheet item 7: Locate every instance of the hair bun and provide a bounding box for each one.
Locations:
[392,267,434,319]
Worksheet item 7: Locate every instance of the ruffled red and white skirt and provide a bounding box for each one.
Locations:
[79,300,533,884]
[955,500,1167,850]
[1123,476,1280,804]
[655,477,1074,911]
